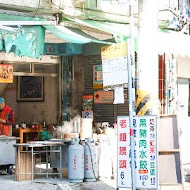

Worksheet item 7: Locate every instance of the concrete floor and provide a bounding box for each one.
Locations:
[0,174,116,190]
[1,169,190,190]
[1,174,190,190]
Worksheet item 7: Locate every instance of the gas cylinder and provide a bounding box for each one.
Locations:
[68,138,84,183]
[84,138,98,182]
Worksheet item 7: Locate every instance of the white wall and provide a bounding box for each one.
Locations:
[177,79,190,164]
[176,56,190,164]
[177,55,190,78]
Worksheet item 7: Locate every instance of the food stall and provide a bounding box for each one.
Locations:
[0,54,62,178]
[0,52,117,182]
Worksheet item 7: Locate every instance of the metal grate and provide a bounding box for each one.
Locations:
[84,55,129,125]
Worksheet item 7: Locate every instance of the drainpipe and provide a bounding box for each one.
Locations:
[62,56,68,121]
[136,0,159,116]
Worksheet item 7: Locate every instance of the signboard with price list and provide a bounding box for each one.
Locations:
[101,43,128,88]
[117,116,158,189]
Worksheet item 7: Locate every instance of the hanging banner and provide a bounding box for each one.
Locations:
[94,90,114,104]
[93,65,103,89]
[101,43,128,88]
[0,64,13,83]
[117,115,158,189]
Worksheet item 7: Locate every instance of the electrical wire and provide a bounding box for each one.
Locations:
[85,142,97,181]
[29,0,41,21]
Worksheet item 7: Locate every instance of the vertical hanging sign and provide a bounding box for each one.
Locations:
[117,115,158,189]
[93,65,103,89]
[135,116,158,188]
[117,116,131,187]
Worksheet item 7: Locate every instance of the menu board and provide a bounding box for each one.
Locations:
[17,76,43,101]
[117,116,158,189]
[101,43,128,88]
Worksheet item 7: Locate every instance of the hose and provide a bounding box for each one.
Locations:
[83,141,98,182]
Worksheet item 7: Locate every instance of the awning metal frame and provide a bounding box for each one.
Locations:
[0,21,57,26]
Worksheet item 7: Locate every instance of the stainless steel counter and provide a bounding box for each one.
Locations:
[0,136,19,166]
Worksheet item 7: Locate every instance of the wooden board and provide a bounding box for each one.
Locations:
[159,115,183,186]
[159,153,182,184]
[15,152,35,181]
[159,115,179,150]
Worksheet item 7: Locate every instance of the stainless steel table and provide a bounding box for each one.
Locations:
[14,141,64,181]
[49,139,71,170]
[0,136,19,174]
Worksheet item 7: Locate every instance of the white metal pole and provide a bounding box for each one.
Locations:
[128,0,136,189]
[137,0,159,115]
[127,39,136,190]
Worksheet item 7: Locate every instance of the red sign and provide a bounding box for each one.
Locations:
[94,91,113,104]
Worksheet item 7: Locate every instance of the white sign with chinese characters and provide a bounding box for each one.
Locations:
[101,43,128,88]
[117,116,158,189]
[134,116,158,188]
[117,116,131,187]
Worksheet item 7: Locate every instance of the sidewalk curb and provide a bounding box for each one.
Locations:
[57,184,73,190]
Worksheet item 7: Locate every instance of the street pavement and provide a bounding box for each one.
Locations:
[0,173,190,190]
[0,174,116,190]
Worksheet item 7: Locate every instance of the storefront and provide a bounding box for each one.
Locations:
[82,43,129,126]
[0,52,61,126]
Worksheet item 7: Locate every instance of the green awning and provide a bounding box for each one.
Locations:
[15,26,45,58]
[0,26,45,59]
[0,13,113,44]
[67,18,137,49]
[2,12,190,57]
[0,13,43,21]
[67,18,135,36]
[43,25,113,44]
[66,18,190,57]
